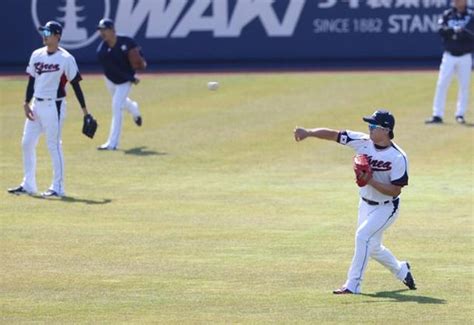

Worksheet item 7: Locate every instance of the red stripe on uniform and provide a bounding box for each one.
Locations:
[57,73,68,98]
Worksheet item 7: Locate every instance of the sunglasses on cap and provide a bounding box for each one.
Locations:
[368,124,388,131]
[41,29,53,37]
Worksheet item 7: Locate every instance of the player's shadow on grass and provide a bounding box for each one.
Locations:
[362,289,446,304]
[32,195,112,205]
[122,146,167,157]
[60,196,112,205]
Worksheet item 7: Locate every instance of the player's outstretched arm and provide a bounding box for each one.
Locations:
[294,127,339,142]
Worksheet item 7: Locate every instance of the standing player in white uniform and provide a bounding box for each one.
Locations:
[7,21,94,198]
[426,0,474,124]
[294,110,416,294]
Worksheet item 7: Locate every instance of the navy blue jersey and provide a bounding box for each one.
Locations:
[438,7,474,56]
[97,35,138,84]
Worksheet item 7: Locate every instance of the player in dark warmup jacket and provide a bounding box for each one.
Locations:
[426,0,474,125]
[96,18,143,150]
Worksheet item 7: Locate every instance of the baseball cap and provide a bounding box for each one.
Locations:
[97,18,114,30]
[363,110,395,138]
[38,21,63,35]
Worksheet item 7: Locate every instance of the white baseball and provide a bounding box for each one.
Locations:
[207,81,219,91]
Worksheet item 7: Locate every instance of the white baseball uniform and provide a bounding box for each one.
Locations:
[21,46,80,195]
[337,130,410,294]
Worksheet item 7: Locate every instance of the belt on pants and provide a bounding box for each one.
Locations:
[362,197,399,206]
[446,51,470,57]
[35,97,63,102]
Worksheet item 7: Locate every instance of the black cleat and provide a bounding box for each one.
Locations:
[134,116,142,127]
[425,116,443,124]
[41,189,61,198]
[97,144,116,151]
[333,287,354,295]
[7,186,31,195]
[403,262,417,290]
[455,116,465,124]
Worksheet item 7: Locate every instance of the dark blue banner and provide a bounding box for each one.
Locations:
[2,0,472,67]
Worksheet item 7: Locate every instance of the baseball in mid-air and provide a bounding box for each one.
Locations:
[207,81,219,91]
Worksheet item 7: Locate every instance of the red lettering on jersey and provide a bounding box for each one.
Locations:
[34,62,60,75]
[366,156,392,171]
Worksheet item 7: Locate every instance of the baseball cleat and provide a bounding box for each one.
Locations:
[455,116,466,124]
[7,186,31,195]
[134,116,142,127]
[425,116,443,124]
[403,262,417,290]
[41,189,62,198]
[97,144,116,151]
[333,287,354,295]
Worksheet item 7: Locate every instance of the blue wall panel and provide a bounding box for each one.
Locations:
[2,0,469,67]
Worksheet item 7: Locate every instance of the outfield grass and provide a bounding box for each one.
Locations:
[0,71,473,323]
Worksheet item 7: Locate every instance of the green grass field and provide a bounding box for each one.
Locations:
[0,71,473,323]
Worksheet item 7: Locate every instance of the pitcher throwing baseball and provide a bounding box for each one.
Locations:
[7,21,96,198]
[294,110,416,294]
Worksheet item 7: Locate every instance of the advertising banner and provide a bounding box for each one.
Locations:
[2,0,473,66]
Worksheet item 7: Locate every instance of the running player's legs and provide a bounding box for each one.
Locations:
[368,206,408,281]
[433,52,456,118]
[344,201,399,293]
[455,54,472,118]
[105,77,116,95]
[371,242,408,281]
[43,100,66,195]
[105,78,138,116]
[103,78,116,147]
[21,102,43,193]
[124,97,140,118]
[107,81,132,148]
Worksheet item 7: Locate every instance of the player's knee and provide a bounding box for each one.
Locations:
[21,137,35,150]
[436,78,451,87]
[46,140,61,153]
[355,232,369,245]
[369,243,382,255]
[112,99,126,110]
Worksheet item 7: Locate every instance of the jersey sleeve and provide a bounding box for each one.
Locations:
[26,53,37,78]
[127,37,138,51]
[337,130,369,151]
[390,154,409,187]
[64,55,80,81]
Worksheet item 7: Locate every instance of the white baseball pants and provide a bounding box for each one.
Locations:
[103,78,140,149]
[343,199,409,294]
[21,98,66,195]
[432,52,472,118]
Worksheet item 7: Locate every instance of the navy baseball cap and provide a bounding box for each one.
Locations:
[97,18,114,30]
[38,21,63,35]
[363,110,395,138]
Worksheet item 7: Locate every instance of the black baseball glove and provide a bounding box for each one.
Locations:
[82,114,98,139]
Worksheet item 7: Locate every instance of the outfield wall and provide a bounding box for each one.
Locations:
[2,0,473,68]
